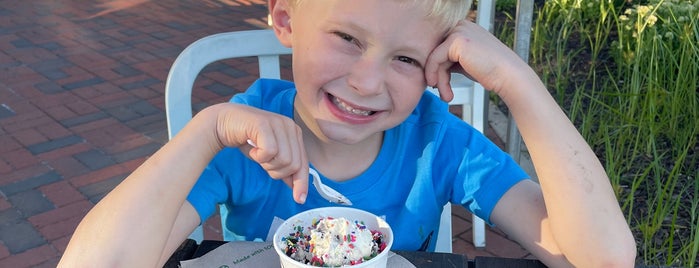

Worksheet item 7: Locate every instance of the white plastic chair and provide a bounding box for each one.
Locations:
[165,29,290,243]
[164,29,488,251]
[428,73,488,252]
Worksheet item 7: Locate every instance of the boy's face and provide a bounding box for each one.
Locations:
[273,0,446,145]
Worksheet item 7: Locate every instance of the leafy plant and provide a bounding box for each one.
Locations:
[497,0,699,266]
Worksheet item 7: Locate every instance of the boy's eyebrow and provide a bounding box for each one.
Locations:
[327,19,432,60]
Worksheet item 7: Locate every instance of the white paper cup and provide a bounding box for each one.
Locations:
[273,207,393,268]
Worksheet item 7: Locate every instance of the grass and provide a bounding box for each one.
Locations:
[493,0,699,266]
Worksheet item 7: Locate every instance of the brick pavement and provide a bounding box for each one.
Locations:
[0,1,531,267]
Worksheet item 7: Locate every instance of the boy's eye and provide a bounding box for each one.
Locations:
[396,56,421,67]
[334,32,358,45]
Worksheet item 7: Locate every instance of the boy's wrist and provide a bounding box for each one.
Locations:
[494,66,545,105]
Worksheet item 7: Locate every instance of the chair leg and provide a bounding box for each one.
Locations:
[472,214,486,247]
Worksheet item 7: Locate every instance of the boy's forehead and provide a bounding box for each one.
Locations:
[292,0,447,49]
[292,0,457,35]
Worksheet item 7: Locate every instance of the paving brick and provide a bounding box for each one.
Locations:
[78,128,123,149]
[0,198,10,211]
[2,148,39,170]
[74,149,115,170]
[8,190,54,218]
[0,244,58,267]
[104,105,140,122]
[27,200,91,228]
[1,110,54,133]
[42,105,76,121]
[69,163,129,188]
[126,99,160,116]
[112,142,160,163]
[35,68,69,81]
[0,135,21,154]
[134,82,164,97]
[58,111,109,128]
[37,142,91,161]
[203,213,223,241]
[30,91,83,109]
[78,174,125,203]
[0,160,10,175]
[37,42,62,51]
[35,122,72,140]
[11,128,48,147]
[11,38,34,48]
[32,258,60,268]
[103,133,151,154]
[85,90,131,107]
[112,64,141,77]
[62,77,105,91]
[0,242,9,259]
[49,236,70,255]
[0,215,46,254]
[124,113,167,139]
[65,100,101,115]
[0,103,15,119]
[69,51,119,70]
[69,118,123,136]
[0,171,61,196]
[0,164,52,187]
[36,214,83,241]
[451,212,472,237]
[103,99,161,123]
[206,82,235,96]
[72,82,122,99]
[27,58,72,72]
[46,158,88,182]
[39,181,84,207]
[26,135,84,155]
[0,208,21,224]
[453,238,494,259]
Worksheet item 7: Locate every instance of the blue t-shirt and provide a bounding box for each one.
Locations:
[187,79,528,251]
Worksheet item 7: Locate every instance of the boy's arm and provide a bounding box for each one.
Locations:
[426,20,636,267]
[58,103,309,267]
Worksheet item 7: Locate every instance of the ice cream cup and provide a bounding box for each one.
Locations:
[273,207,394,268]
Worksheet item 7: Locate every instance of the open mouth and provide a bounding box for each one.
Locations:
[330,94,377,116]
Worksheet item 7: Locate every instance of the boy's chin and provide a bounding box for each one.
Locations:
[316,123,384,145]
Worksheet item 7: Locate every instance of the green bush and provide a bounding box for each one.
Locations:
[503,0,699,266]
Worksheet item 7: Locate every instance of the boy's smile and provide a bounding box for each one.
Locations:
[273,0,447,146]
[327,92,380,124]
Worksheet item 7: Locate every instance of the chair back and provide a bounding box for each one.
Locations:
[166,29,291,139]
[164,29,487,252]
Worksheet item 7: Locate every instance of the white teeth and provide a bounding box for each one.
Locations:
[332,96,373,116]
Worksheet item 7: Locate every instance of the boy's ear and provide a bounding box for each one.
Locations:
[269,0,292,47]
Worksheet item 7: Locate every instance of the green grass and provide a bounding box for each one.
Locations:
[494,0,698,266]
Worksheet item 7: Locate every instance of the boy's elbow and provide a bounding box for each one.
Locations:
[589,234,637,268]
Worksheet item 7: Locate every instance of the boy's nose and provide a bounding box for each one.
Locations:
[347,55,384,96]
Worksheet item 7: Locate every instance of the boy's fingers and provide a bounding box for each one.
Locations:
[425,37,457,102]
[436,66,454,102]
[291,127,308,204]
[424,40,449,87]
[288,159,308,204]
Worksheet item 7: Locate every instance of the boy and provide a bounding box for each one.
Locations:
[59,0,637,267]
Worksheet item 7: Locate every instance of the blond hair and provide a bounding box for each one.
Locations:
[287,0,472,33]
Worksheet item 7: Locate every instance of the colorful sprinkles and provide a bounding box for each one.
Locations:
[281,217,386,267]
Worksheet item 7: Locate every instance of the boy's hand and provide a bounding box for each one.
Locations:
[424,20,528,101]
[214,103,308,204]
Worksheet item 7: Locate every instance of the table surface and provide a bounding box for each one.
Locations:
[165,239,547,268]
[165,239,670,268]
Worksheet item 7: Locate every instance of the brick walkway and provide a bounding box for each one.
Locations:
[0,1,531,267]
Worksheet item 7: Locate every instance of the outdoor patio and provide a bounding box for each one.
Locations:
[0,1,532,266]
